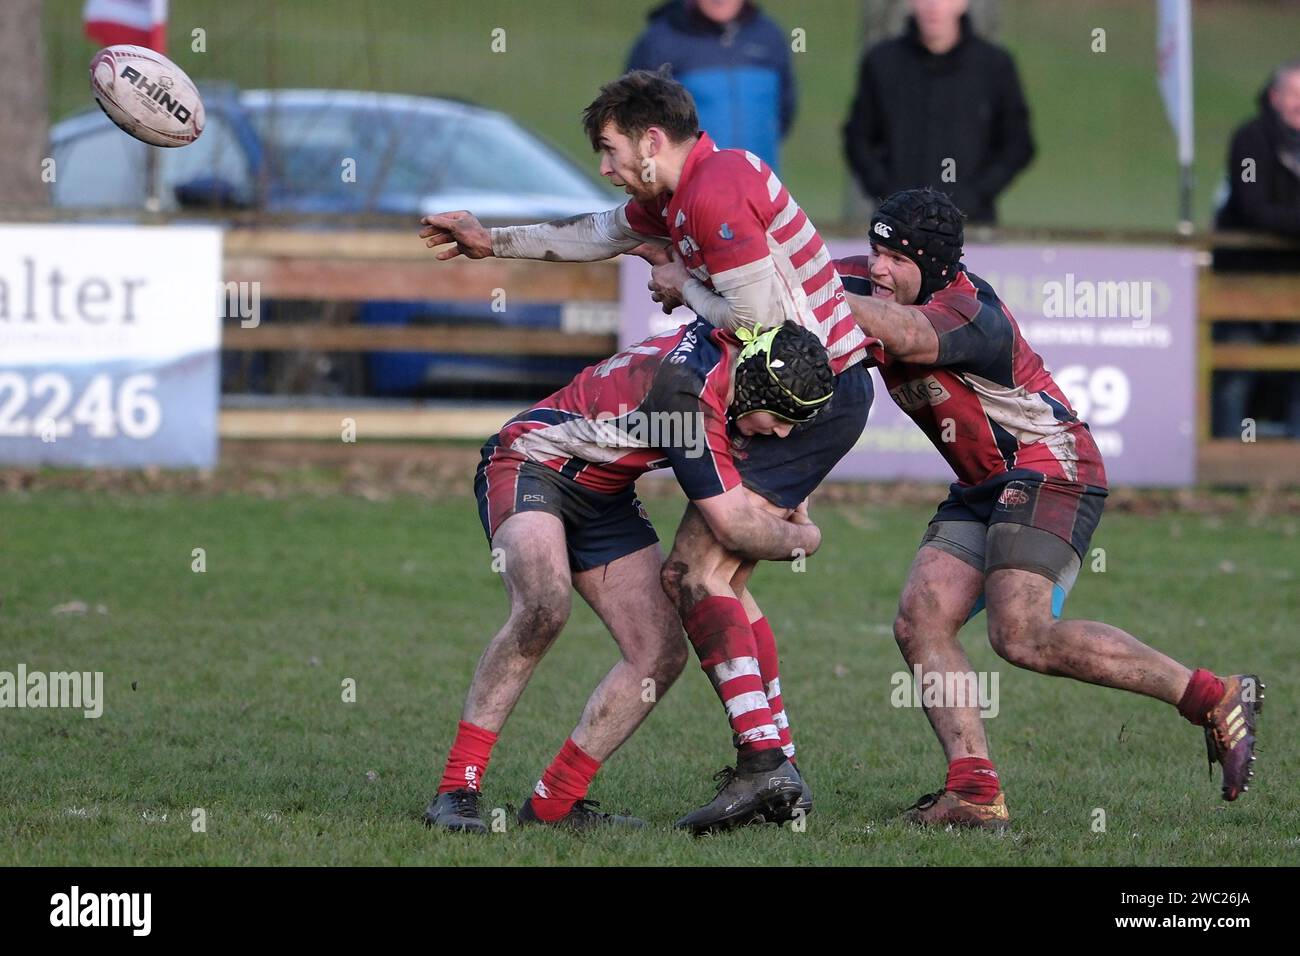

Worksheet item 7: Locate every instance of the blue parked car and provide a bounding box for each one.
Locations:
[49,88,620,398]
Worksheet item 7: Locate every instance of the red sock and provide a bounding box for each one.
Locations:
[530,738,601,822]
[751,616,796,761]
[1177,668,1226,726]
[946,756,1001,804]
[685,596,782,757]
[438,720,498,794]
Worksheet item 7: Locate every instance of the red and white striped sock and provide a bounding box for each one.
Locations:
[684,596,782,758]
[751,616,796,763]
[437,720,498,794]
[530,737,601,822]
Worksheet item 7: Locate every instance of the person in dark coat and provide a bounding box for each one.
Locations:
[1212,60,1300,439]
[843,0,1034,224]
[627,0,795,172]
[1216,61,1300,252]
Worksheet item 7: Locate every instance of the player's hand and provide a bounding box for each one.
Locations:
[627,243,683,311]
[789,498,813,526]
[787,499,820,555]
[653,291,684,314]
[648,284,684,315]
[419,211,493,260]
[650,249,691,301]
[626,242,672,266]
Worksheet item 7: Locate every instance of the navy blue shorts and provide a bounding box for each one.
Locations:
[930,468,1108,559]
[925,469,1109,620]
[729,362,873,509]
[474,440,658,573]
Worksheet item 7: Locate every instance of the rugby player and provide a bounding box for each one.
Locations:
[421,69,877,833]
[836,187,1263,829]
[423,319,835,832]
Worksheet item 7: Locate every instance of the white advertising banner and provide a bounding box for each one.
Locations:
[0,224,221,468]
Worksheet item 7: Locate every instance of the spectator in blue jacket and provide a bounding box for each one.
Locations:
[627,0,795,172]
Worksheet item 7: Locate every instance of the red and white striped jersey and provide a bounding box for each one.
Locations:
[489,320,743,500]
[625,132,871,376]
[836,256,1108,489]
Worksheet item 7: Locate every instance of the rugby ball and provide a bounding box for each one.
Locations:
[89,45,204,147]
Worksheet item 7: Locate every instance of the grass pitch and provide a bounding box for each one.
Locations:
[1,483,1295,866]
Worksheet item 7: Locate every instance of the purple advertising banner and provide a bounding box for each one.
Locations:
[620,243,1198,487]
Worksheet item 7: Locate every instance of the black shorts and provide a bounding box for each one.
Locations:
[730,361,873,509]
[474,441,658,573]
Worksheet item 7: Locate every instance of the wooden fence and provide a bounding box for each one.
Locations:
[219,229,1300,483]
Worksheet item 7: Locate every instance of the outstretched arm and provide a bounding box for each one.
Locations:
[844,290,939,364]
[419,207,668,262]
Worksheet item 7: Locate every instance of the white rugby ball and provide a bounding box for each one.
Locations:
[89,45,204,148]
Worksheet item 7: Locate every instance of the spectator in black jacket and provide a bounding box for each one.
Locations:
[1211,60,1300,439]
[1216,60,1300,255]
[843,0,1034,224]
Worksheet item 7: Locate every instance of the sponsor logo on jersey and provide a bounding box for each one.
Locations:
[667,325,698,364]
[719,223,734,240]
[889,375,950,412]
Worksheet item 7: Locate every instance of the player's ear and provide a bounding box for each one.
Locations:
[644,126,664,156]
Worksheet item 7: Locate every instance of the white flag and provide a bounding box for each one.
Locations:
[1156,0,1194,166]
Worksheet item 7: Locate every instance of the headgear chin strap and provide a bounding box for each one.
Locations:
[730,321,835,424]
[869,188,966,303]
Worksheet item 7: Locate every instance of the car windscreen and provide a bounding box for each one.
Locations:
[51,111,252,211]
[245,100,603,207]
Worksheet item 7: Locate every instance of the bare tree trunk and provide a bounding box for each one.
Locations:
[0,0,50,207]
[842,0,1001,226]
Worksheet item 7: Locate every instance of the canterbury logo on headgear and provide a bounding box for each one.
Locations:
[872,221,892,238]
